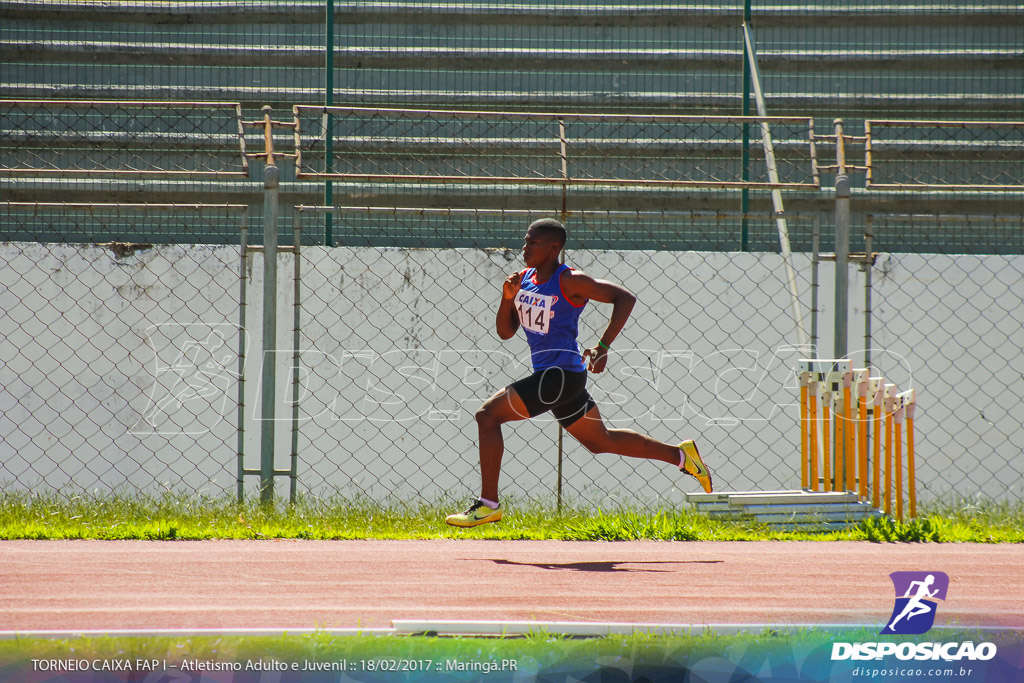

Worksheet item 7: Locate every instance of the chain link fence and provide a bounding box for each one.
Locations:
[1,5,1021,508]
[4,204,1022,505]
[0,202,248,496]
[1,105,1023,506]
[4,2,1024,510]
[289,207,818,505]
[863,217,1024,503]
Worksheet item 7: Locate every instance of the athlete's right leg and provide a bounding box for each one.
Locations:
[446,386,532,528]
[474,386,531,503]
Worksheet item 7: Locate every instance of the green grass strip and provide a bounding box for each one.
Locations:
[1,491,1022,542]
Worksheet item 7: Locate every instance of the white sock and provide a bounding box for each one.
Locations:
[479,497,500,509]
[677,449,685,467]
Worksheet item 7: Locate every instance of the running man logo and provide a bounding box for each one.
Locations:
[881,571,949,635]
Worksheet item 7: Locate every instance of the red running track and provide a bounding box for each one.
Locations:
[2,540,1022,632]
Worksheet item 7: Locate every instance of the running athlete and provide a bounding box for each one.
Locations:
[446,218,713,528]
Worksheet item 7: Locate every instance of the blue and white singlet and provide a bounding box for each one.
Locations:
[514,264,588,372]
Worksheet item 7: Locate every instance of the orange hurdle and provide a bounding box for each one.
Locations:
[797,361,918,519]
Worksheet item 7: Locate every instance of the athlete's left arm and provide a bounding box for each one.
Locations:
[560,270,636,374]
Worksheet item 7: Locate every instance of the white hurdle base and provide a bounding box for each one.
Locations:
[685,490,883,530]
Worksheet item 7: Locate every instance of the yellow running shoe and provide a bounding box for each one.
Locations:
[445,500,503,528]
[679,440,713,493]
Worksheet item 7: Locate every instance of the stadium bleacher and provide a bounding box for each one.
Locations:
[2,2,1020,115]
[1,1,1021,247]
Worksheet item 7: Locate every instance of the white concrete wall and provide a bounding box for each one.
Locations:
[0,242,242,495]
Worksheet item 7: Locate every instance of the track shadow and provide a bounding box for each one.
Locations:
[486,559,724,573]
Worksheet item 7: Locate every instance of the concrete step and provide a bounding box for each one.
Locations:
[686,489,862,505]
[4,82,1020,117]
[699,502,875,514]
[708,509,882,523]
[3,1,1018,28]
[7,40,1017,71]
[686,489,884,529]
[765,520,882,532]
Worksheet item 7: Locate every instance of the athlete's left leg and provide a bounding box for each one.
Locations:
[565,403,714,492]
[563,403,679,464]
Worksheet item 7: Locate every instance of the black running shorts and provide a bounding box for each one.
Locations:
[508,367,596,429]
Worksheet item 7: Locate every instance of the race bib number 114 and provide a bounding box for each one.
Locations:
[515,290,556,335]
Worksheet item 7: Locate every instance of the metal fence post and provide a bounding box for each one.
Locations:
[740,0,752,251]
[834,119,850,361]
[324,0,335,246]
[811,214,820,353]
[238,213,249,505]
[743,23,810,350]
[864,215,874,371]
[290,210,302,504]
[260,105,279,506]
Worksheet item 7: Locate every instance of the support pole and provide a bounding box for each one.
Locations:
[324,0,335,246]
[856,370,869,502]
[864,216,874,371]
[290,211,302,505]
[872,377,884,509]
[822,392,832,492]
[800,370,809,490]
[557,426,564,513]
[884,384,896,516]
[834,119,851,361]
[904,390,917,519]
[743,23,809,349]
[740,0,752,250]
[811,215,820,351]
[843,370,855,493]
[238,215,249,504]
[808,378,819,491]
[820,363,849,492]
[556,177,568,509]
[558,118,569,220]
[835,389,846,491]
[895,397,905,522]
[260,105,279,506]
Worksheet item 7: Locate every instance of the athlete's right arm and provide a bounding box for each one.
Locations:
[495,271,522,340]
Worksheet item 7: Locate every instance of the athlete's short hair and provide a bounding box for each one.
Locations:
[528,218,567,247]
